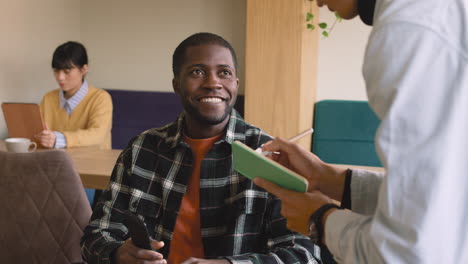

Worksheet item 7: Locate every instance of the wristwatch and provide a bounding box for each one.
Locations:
[307,203,341,244]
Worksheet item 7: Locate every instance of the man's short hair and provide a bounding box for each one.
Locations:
[52,41,88,70]
[172,32,238,77]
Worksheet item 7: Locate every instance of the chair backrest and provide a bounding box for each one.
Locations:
[0,150,92,264]
[106,89,245,149]
[311,100,382,167]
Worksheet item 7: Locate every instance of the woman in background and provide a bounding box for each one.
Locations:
[35,41,112,150]
[35,41,112,206]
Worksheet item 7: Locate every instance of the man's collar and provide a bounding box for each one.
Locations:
[224,109,247,144]
[161,109,247,152]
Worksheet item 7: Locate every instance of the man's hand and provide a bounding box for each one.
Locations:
[262,137,347,199]
[34,123,56,148]
[254,178,333,235]
[114,238,166,264]
[181,258,230,264]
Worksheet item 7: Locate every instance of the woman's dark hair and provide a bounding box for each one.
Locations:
[51,41,88,69]
[172,32,238,77]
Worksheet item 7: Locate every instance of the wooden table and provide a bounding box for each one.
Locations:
[0,140,121,189]
[65,147,122,189]
[1,140,385,190]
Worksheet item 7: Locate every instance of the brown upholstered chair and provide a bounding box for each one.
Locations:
[0,150,91,263]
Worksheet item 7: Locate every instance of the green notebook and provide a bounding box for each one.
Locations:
[232,140,308,192]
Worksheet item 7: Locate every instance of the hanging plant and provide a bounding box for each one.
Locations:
[305,0,342,37]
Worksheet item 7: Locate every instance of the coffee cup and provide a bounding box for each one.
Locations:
[5,138,37,153]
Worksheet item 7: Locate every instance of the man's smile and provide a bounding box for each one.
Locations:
[197,96,226,103]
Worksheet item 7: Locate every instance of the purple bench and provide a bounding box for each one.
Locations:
[106,89,244,149]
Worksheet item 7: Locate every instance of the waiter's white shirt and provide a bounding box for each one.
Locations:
[325,0,468,262]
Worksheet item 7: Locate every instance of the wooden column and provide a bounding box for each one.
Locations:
[245,0,318,149]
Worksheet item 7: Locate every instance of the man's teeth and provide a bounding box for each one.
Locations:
[200,97,222,103]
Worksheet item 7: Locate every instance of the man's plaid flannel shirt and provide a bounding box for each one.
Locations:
[81,110,322,264]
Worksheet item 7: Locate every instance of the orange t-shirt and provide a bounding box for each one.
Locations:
[167,134,222,264]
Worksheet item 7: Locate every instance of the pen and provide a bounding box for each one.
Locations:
[255,128,314,156]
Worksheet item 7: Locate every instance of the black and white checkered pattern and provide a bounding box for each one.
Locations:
[81,110,321,264]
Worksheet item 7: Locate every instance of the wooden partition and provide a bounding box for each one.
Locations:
[245,0,319,149]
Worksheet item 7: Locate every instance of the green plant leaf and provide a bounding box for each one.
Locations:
[322,31,329,37]
[307,23,315,30]
[335,12,343,22]
[306,12,314,22]
[318,22,327,29]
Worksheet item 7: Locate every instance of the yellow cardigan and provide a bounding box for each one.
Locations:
[40,85,113,149]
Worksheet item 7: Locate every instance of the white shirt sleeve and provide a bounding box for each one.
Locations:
[350,169,384,215]
[53,131,67,149]
[324,17,468,263]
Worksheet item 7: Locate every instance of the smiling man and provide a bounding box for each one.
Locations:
[81,33,321,264]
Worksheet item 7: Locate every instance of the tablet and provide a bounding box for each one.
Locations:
[232,140,308,192]
[2,103,44,139]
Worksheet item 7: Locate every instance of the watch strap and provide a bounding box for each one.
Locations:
[340,169,353,209]
[308,203,341,245]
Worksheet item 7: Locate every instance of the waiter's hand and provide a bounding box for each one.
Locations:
[262,137,347,199]
[254,178,333,236]
[34,123,56,148]
[181,258,229,264]
[261,137,328,191]
[114,238,166,264]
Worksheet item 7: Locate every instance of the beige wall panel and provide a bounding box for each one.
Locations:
[0,0,81,138]
[317,11,371,101]
[80,0,247,93]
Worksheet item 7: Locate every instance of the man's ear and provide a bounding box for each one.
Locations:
[172,78,180,95]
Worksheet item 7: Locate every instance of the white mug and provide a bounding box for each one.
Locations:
[5,138,37,153]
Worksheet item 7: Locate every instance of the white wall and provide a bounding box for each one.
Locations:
[0,0,81,138]
[81,0,246,93]
[317,10,372,102]
[0,0,370,138]
[80,0,370,99]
